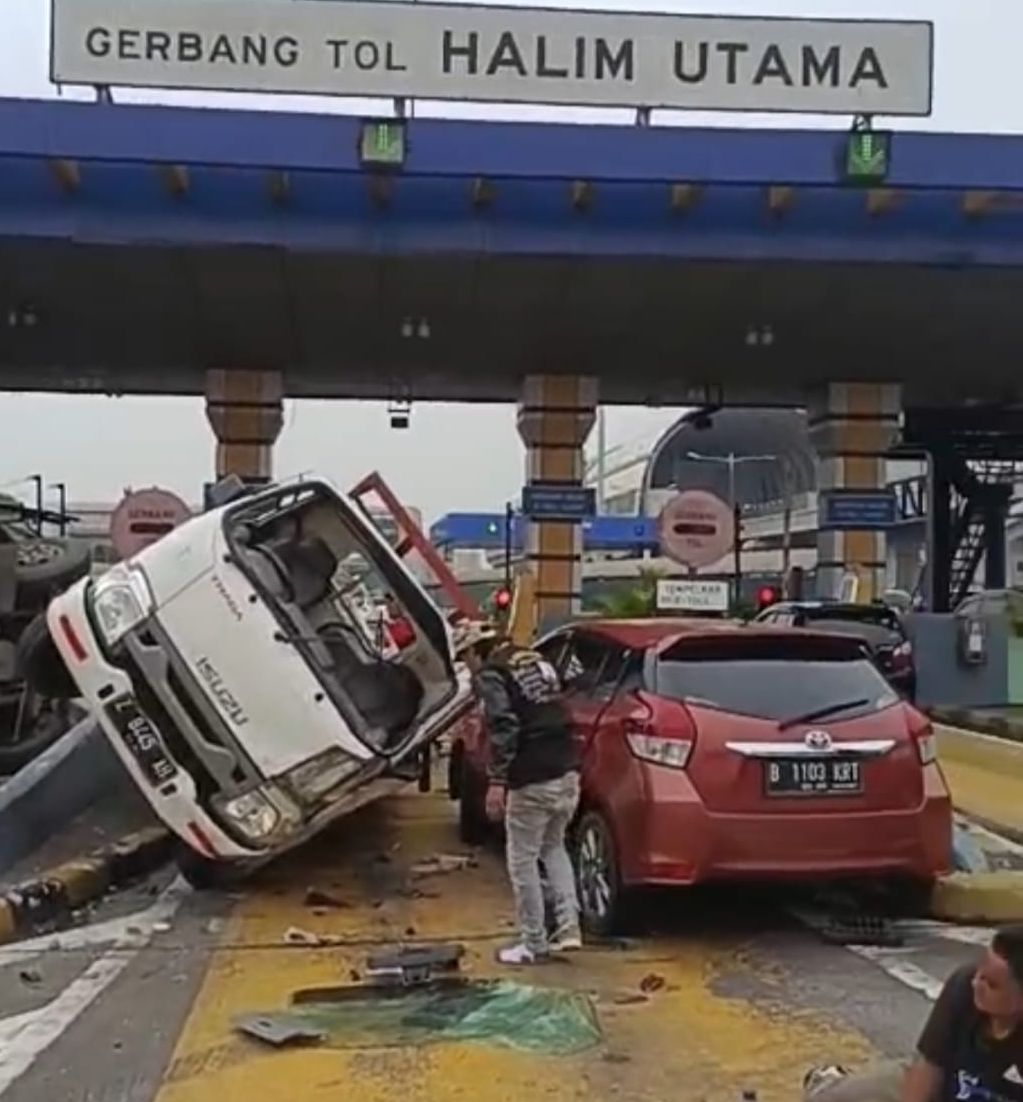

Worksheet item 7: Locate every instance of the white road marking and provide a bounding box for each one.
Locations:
[0,877,189,1097]
[0,877,190,968]
[788,905,978,1003]
[843,945,945,1001]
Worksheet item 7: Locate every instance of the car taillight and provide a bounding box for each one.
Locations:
[624,718,693,770]
[912,721,937,765]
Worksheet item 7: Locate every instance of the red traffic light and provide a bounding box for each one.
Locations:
[494,587,512,610]
[756,585,779,610]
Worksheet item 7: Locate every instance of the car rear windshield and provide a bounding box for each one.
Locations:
[654,638,898,722]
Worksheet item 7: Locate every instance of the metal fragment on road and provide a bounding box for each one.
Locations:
[233,1013,326,1048]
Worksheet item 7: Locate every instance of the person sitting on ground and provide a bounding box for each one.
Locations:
[804,924,1023,1102]
[456,623,582,966]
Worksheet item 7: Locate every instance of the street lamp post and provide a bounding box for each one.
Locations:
[686,450,777,604]
[28,474,43,535]
[50,482,68,537]
[503,501,514,592]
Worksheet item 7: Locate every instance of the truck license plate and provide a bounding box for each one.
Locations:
[107,696,177,786]
[764,758,862,797]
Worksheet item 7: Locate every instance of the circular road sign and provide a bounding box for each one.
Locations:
[658,490,735,569]
[110,487,191,561]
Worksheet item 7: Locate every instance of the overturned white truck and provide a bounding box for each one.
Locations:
[27,477,473,886]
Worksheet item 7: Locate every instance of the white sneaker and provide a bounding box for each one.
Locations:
[549,933,583,952]
[496,943,544,966]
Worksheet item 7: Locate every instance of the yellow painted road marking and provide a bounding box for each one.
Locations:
[154,793,877,1102]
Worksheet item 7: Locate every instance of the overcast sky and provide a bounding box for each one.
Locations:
[0,0,1010,519]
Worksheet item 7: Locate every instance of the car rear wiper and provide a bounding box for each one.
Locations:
[777,697,870,731]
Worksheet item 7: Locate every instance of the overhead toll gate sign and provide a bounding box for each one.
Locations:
[50,0,933,117]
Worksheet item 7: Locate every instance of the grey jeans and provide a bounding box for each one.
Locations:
[505,771,581,954]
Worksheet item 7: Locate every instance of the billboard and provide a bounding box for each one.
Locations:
[51,0,933,116]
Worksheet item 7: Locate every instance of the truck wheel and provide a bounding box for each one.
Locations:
[16,613,76,699]
[0,703,70,774]
[15,538,91,606]
[458,769,491,845]
[175,845,238,891]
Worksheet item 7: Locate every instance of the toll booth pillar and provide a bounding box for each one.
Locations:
[204,369,284,483]
[808,383,901,603]
[517,375,597,631]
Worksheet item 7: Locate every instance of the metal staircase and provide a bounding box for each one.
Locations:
[947,459,1023,607]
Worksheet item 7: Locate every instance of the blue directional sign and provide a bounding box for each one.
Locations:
[522,484,596,521]
[819,489,898,530]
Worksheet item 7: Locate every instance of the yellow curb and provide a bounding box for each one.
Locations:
[0,901,15,943]
[52,858,112,909]
[931,871,1023,924]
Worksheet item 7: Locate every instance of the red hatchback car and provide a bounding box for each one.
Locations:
[447,619,952,934]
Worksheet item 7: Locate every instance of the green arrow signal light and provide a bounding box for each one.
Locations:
[843,130,892,185]
[359,120,407,169]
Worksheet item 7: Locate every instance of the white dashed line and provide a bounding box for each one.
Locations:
[0,877,189,1096]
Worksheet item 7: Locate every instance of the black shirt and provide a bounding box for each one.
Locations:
[475,646,579,790]
[918,965,1023,1102]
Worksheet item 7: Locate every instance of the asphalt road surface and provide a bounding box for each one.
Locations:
[0,792,1014,1102]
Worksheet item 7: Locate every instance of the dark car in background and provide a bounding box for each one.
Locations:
[753,601,915,701]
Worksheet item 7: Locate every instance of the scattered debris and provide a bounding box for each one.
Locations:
[152,922,172,934]
[610,992,649,1007]
[639,973,665,994]
[404,925,417,937]
[284,977,602,1055]
[410,854,475,878]
[303,888,348,910]
[603,1052,631,1064]
[18,969,41,986]
[234,1013,326,1049]
[365,943,465,987]
[284,926,342,947]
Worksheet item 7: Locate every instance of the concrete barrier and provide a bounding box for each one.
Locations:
[0,718,145,875]
[932,872,1023,924]
[936,723,1023,842]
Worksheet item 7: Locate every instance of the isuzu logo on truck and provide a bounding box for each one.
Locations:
[195,656,249,727]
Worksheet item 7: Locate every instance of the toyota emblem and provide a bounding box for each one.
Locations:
[804,729,832,750]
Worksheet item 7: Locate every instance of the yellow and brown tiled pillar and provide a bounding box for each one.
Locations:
[517,375,597,630]
[204,369,284,483]
[809,383,901,603]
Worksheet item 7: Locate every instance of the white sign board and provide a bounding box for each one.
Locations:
[50,0,933,116]
[656,578,730,614]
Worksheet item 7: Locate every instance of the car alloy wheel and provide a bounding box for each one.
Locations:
[575,811,620,936]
